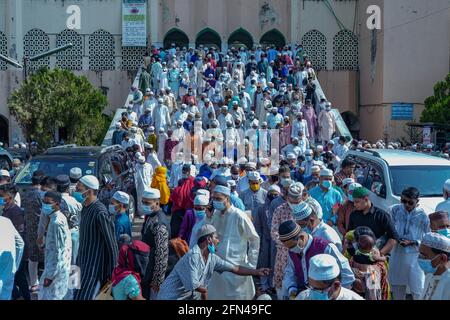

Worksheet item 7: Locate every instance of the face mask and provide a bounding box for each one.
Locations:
[142,205,153,216]
[109,204,117,215]
[309,288,330,300]
[289,244,303,255]
[250,184,260,192]
[418,258,437,274]
[436,228,450,238]
[213,200,226,211]
[0,198,4,207]
[231,174,240,180]
[195,210,206,219]
[306,155,313,161]
[41,203,54,216]
[73,191,86,203]
[321,180,332,189]
[182,173,189,179]
[208,244,216,254]
[313,178,320,183]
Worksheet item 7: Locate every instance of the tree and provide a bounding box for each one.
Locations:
[420,73,450,124]
[8,67,111,149]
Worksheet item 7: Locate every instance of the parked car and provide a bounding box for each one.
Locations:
[13,145,137,222]
[338,148,450,214]
[0,146,14,169]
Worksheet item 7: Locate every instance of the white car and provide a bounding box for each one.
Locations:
[340,149,450,214]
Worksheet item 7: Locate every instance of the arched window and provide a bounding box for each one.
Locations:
[56,29,83,70]
[89,29,115,71]
[195,28,221,50]
[0,31,7,71]
[301,30,327,70]
[163,28,189,49]
[333,30,358,71]
[24,29,50,72]
[260,29,286,49]
[228,28,254,49]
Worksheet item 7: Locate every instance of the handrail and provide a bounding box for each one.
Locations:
[102,66,143,146]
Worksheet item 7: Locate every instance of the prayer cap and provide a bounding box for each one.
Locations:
[316,145,324,152]
[44,191,62,204]
[280,178,294,189]
[268,185,281,194]
[247,171,262,182]
[309,254,340,281]
[214,185,231,197]
[342,178,355,187]
[292,202,313,221]
[55,175,70,187]
[227,180,236,188]
[311,166,321,174]
[70,167,82,180]
[287,153,296,160]
[306,197,323,219]
[79,175,99,190]
[352,186,370,199]
[194,195,209,206]
[327,140,335,145]
[320,168,333,177]
[113,191,130,205]
[305,149,313,155]
[246,162,257,170]
[0,170,10,177]
[197,224,217,239]
[143,188,161,200]
[213,175,229,187]
[422,232,450,253]
[288,182,304,199]
[278,220,301,242]
[196,189,210,198]
[149,126,155,132]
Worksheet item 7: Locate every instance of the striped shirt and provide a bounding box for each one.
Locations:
[74,199,118,300]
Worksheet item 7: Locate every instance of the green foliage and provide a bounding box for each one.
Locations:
[420,73,450,124]
[8,67,110,149]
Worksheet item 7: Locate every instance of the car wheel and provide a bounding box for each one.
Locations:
[128,192,136,224]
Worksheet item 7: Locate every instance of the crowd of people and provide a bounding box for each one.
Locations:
[0,43,449,301]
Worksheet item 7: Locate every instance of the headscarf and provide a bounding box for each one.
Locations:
[111,241,147,287]
[170,175,195,211]
[151,166,170,205]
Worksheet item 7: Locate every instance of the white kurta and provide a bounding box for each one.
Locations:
[208,206,260,300]
[157,133,168,164]
[421,270,450,300]
[158,70,169,91]
[135,162,153,214]
[318,110,336,142]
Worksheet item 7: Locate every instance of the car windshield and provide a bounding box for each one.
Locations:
[390,166,450,197]
[14,158,97,184]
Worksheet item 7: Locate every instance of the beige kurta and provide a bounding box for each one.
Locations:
[318,109,336,142]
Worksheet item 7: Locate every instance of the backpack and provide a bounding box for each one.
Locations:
[128,240,151,280]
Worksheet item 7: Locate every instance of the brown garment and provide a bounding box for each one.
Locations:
[337,200,355,237]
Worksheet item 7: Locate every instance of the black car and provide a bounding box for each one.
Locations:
[14,145,137,222]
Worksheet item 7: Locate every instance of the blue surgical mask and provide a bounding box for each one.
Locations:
[321,180,332,189]
[142,205,153,216]
[0,197,5,206]
[108,204,117,215]
[195,210,206,219]
[304,227,313,235]
[41,203,54,216]
[309,288,330,300]
[73,191,85,203]
[213,200,226,211]
[288,202,303,214]
[207,244,216,254]
[306,156,313,161]
[39,190,46,200]
[437,228,450,238]
[418,258,437,274]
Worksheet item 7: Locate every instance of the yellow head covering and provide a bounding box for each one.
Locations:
[151,166,170,205]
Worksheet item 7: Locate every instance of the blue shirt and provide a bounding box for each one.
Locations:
[308,186,343,224]
[115,212,132,241]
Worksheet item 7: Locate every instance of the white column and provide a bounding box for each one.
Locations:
[150,0,162,47]
[290,0,299,46]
